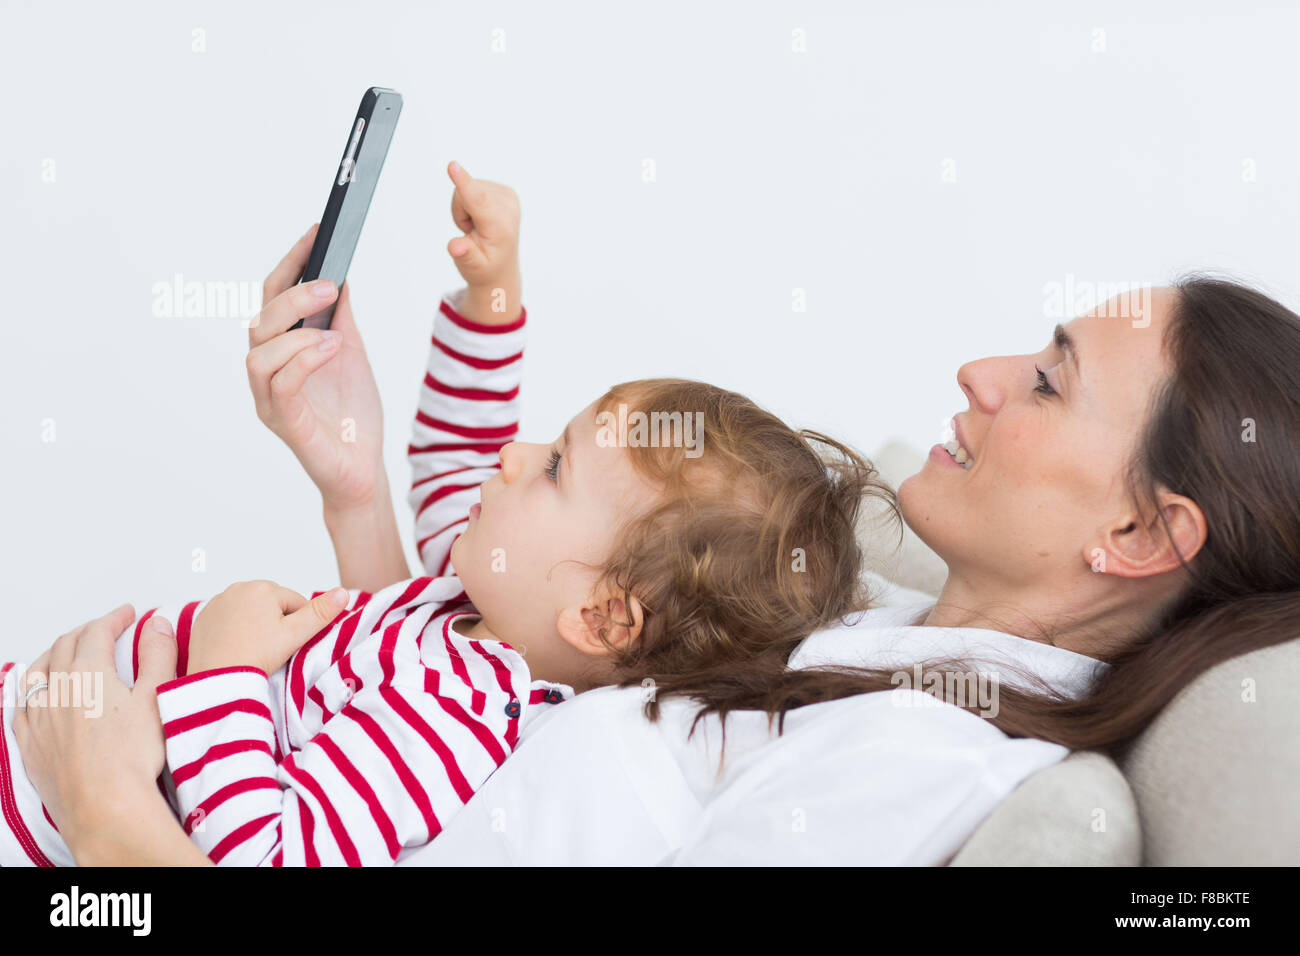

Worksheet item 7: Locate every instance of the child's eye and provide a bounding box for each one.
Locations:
[1034,365,1057,397]
[545,449,562,482]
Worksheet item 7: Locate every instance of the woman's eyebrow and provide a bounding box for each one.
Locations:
[1054,323,1082,379]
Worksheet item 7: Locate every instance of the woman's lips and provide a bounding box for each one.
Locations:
[469,503,481,519]
[928,443,967,471]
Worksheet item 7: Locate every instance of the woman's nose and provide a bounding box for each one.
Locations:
[956,356,1006,414]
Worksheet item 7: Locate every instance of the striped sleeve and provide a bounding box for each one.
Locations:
[408,288,527,577]
[155,621,526,866]
[155,667,285,865]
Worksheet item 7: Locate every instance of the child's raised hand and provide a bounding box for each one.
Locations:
[187,581,352,677]
[446,161,522,322]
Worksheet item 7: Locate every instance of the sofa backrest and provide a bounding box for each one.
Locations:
[1120,638,1300,865]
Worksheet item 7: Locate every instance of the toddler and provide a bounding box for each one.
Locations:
[0,168,892,866]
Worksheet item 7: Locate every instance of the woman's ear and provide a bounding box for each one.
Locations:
[1092,490,1207,578]
[555,588,644,656]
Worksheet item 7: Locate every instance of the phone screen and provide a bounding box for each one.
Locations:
[293,87,402,330]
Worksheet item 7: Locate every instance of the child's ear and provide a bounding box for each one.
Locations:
[555,588,644,657]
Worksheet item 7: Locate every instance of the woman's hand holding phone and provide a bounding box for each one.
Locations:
[248,223,385,510]
[246,226,409,592]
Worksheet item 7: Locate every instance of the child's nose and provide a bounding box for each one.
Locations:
[499,442,524,483]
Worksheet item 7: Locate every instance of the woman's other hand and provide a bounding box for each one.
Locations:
[12,605,177,860]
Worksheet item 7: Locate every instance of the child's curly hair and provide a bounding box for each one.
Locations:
[587,378,900,724]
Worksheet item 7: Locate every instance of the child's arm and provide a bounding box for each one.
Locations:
[409,162,525,577]
[322,488,410,593]
[153,593,536,866]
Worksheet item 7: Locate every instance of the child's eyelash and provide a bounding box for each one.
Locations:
[1034,365,1057,396]
[545,449,562,482]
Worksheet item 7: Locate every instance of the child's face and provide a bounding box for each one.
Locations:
[450,400,660,684]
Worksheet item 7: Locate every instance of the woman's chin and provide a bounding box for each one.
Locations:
[897,472,948,548]
[896,469,926,511]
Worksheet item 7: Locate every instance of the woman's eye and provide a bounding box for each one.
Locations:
[1034,365,1057,397]
[545,449,562,482]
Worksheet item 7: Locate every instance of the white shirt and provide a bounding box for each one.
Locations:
[396,573,1110,866]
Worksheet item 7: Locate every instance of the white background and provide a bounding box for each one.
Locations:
[3,0,1298,658]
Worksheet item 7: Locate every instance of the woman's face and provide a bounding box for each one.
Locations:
[898,289,1177,591]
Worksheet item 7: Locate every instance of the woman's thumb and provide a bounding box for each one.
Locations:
[135,616,179,692]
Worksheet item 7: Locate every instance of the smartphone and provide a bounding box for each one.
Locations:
[291,87,403,330]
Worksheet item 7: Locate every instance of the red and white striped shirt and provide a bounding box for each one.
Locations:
[0,292,570,866]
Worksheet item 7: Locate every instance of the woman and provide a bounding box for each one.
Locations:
[16,267,1300,864]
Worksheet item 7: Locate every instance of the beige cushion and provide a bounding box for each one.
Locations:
[1121,639,1300,865]
[950,751,1141,865]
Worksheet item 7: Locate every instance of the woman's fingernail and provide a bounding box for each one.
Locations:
[149,616,174,638]
[318,331,342,350]
[310,279,336,298]
[328,588,349,608]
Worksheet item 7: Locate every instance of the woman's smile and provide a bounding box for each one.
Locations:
[927,416,975,472]
[928,442,970,471]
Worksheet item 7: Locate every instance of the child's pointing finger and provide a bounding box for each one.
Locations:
[447,159,473,189]
[449,160,489,221]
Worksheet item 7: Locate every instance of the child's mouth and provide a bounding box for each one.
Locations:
[469,503,481,520]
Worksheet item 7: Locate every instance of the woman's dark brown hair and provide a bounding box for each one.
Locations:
[644,275,1300,756]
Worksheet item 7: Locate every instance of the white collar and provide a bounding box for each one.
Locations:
[789,599,1110,699]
